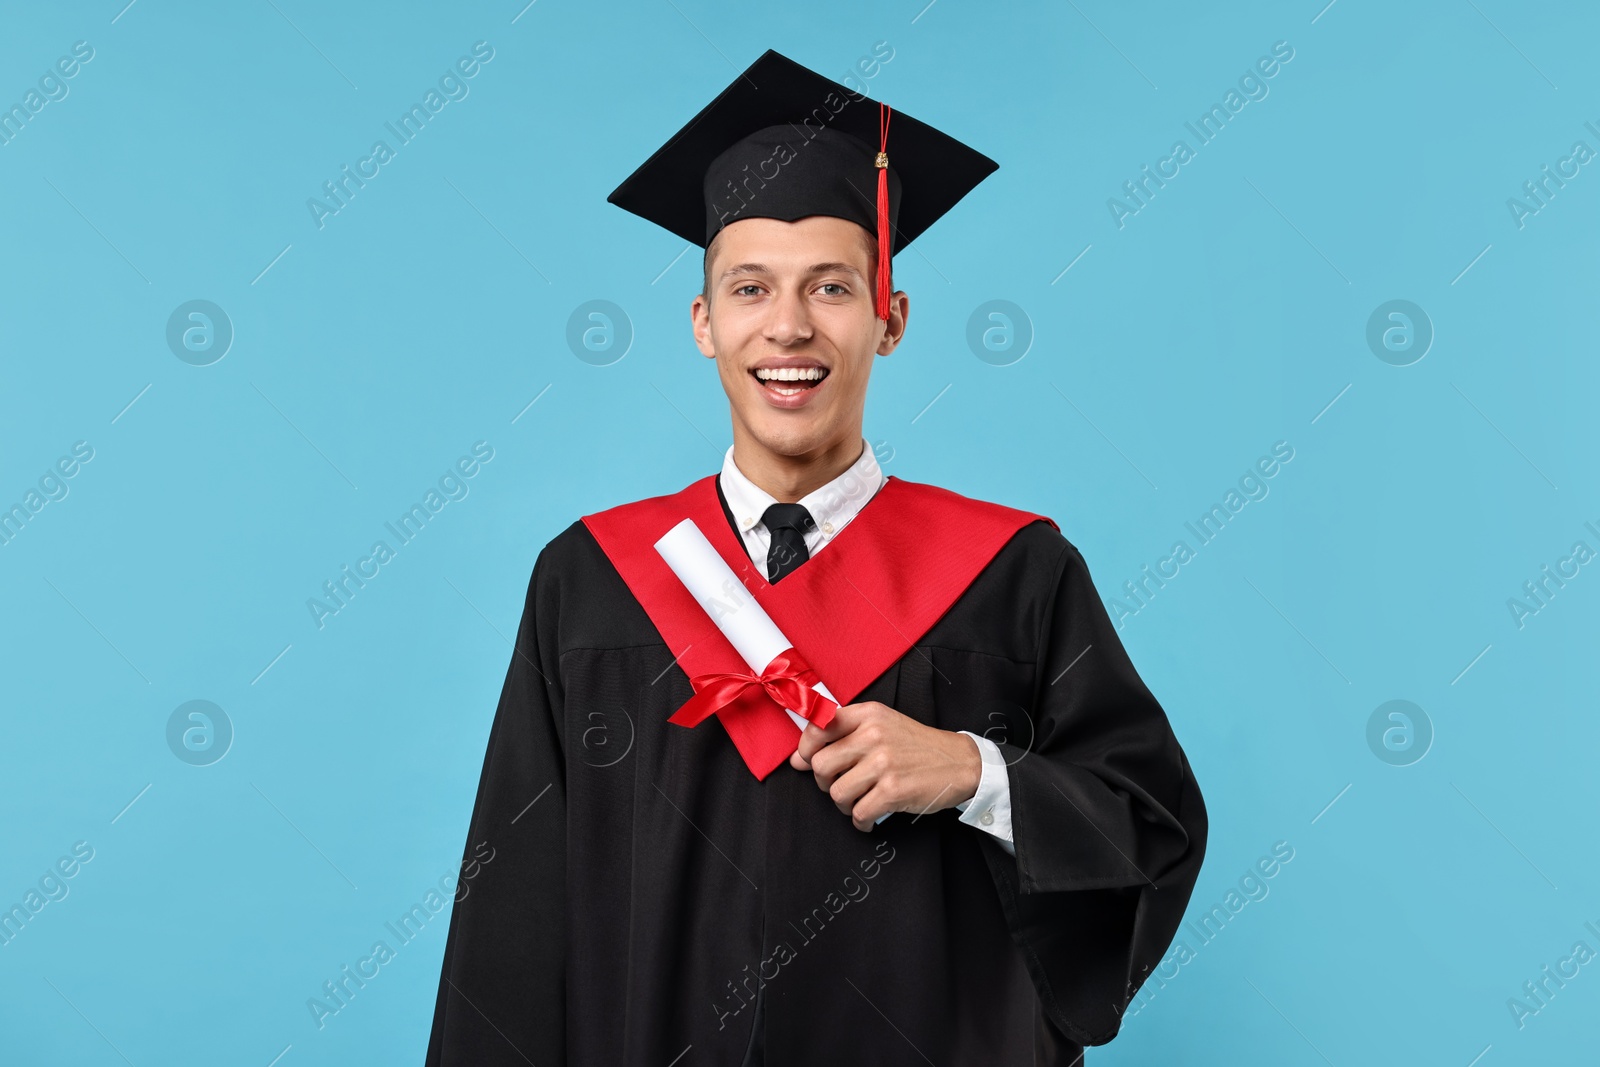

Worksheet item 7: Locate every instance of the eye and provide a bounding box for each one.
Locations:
[818,283,849,296]
[733,284,764,297]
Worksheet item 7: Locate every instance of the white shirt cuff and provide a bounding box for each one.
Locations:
[953,731,1015,856]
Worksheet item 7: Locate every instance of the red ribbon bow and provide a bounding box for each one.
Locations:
[668,647,839,778]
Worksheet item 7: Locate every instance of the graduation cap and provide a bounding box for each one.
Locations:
[607,49,998,320]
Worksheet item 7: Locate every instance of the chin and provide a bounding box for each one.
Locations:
[748,418,829,458]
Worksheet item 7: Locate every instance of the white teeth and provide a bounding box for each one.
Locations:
[754,366,826,381]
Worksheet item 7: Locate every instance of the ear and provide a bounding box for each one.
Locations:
[875,290,910,356]
[691,293,716,358]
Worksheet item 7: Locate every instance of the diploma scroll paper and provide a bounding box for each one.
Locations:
[655,518,889,824]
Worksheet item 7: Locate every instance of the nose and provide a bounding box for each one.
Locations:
[762,286,813,347]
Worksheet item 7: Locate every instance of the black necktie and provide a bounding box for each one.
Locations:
[762,502,814,583]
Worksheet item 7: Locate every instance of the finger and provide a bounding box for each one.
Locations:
[794,725,827,765]
[789,748,810,771]
[794,704,862,762]
[827,760,881,818]
[851,783,896,832]
[807,729,878,792]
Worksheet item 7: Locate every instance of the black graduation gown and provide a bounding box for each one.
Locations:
[426,486,1207,1066]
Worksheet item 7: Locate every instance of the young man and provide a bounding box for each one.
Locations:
[427,50,1206,1066]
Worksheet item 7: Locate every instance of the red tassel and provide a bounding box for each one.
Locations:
[875,103,892,322]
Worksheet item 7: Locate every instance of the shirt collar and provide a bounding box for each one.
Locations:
[719,438,885,540]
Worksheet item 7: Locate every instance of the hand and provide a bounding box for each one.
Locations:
[789,701,982,832]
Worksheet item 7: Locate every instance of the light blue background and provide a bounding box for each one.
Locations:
[2,1,1596,1063]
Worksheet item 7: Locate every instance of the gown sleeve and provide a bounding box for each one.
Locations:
[979,538,1208,1047]
[426,546,568,1065]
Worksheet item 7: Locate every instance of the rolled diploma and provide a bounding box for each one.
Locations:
[655,518,890,823]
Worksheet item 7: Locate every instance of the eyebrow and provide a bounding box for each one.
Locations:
[719,262,865,281]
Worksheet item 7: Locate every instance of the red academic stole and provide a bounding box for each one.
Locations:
[581,475,1056,779]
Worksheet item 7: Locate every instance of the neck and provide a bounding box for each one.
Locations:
[730,429,864,503]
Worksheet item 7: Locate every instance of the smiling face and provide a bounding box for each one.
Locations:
[692,215,909,499]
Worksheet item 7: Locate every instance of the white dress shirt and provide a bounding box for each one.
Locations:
[718,439,1016,856]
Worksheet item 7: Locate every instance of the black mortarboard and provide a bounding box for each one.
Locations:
[607,49,998,320]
